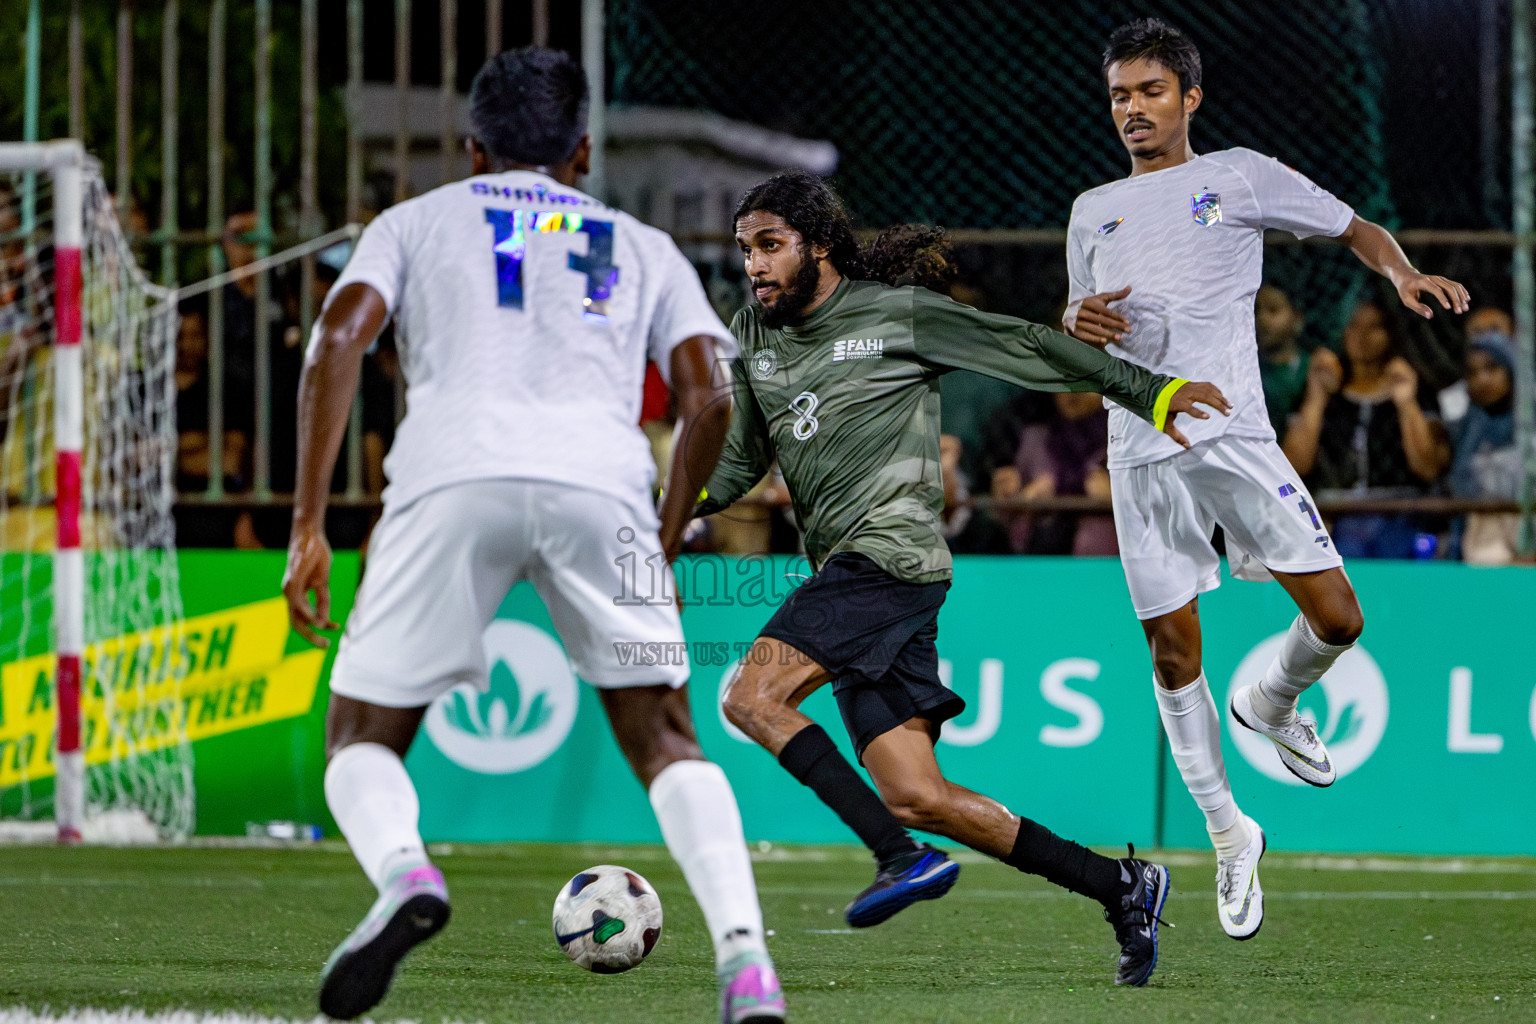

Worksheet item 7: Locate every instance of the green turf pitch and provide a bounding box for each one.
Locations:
[0,843,1531,1023]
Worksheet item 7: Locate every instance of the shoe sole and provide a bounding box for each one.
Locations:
[1230,689,1334,788]
[1223,828,1267,942]
[319,893,450,1019]
[1117,865,1171,988]
[731,1012,787,1024]
[845,859,961,928]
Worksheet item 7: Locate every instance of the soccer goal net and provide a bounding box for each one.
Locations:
[0,142,191,842]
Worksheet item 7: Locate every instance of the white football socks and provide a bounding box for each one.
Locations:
[1153,673,1251,859]
[1254,614,1355,727]
[325,741,429,891]
[649,759,767,967]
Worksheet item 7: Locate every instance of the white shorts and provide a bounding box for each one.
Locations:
[1110,436,1343,621]
[329,479,688,709]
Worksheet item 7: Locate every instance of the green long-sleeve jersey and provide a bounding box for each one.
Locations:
[697,279,1184,583]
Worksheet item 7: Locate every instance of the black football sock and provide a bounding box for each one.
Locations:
[1003,816,1124,908]
[777,724,919,869]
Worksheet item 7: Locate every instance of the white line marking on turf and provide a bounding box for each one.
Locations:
[759,885,1536,901]
[1280,855,1536,875]
[748,847,1536,873]
[1264,890,1536,901]
[1150,852,1536,874]
[0,1010,480,1024]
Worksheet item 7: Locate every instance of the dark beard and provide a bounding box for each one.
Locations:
[758,248,825,329]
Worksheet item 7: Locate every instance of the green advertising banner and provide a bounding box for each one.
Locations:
[42,552,1536,856]
[175,550,361,836]
[1157,561,1536,856]
[402,557,1167,851]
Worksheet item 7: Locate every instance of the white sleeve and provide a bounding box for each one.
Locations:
[1066,210,1095,304]
[647,242,735,384]
[1237,150,1355,240]
[326,209,408,315]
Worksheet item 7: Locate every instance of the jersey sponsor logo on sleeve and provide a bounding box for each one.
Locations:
[1191,192,1222,226]
[1282,165,1327,196]
[752,348,779,379]
[831,338,884,362]
[1098,218,1125,235]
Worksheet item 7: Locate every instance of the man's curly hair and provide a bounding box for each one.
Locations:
[734,173,957,293]
[853,223,957,294]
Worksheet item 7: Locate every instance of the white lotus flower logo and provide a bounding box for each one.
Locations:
[424,621,579,775]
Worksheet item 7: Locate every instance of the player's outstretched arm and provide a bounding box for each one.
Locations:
[1335,216,1470,319]
[909,288,1231,434]
[282,282,388,647]
[1016,326,1233,447]
[657,335,733,561]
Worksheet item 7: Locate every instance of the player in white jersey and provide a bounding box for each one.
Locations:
[1063,20,1469,940]
[280,48,785,1024]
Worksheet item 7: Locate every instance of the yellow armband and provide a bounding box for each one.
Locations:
[1152,378,1189,433]
[657,487,710,502]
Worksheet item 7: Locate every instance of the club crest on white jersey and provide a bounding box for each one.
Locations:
[1191,192,1222,226]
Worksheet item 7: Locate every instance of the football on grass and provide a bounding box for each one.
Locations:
[553,864,664,972]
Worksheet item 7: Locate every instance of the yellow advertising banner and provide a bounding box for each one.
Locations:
[0,598,323,786]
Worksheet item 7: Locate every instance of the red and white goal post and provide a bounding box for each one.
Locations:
[0,141,190,842]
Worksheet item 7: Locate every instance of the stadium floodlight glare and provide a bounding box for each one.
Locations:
[0,140,190,843]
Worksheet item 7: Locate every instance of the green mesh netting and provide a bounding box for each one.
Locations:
[612,0,1496,387]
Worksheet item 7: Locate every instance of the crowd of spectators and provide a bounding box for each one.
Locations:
[148,207,1521,564]
[0,172,1506,562]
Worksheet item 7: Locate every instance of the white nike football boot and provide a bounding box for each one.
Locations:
[1230,684,1336,787]
[1215,815,1266,940]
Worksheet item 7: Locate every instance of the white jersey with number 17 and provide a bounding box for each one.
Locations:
[1066,147,1354,469]
[322,169,735,521]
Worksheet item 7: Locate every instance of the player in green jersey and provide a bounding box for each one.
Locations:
[691,171,1229,987]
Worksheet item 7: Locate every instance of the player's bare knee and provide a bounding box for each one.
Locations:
[1151,649,1200,688]
[721,679,758,731]
[1146,622,1201,686]
[880,780,950,832]
[1311,602,1364,647]
[722,671,782,730]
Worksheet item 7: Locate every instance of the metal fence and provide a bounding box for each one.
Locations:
[7,0,586,524]
[3,0,1533,550]
[615,0,1527,359]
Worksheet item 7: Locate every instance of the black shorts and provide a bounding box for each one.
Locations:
[758,552,964,762]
